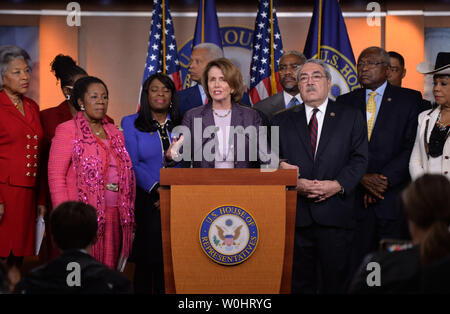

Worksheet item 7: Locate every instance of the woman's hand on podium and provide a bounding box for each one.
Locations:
[166,135,184,161]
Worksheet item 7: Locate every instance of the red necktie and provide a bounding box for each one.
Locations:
[308,108,319,158]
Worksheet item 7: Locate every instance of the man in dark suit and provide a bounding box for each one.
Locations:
[254,51,306,120]
[15,201,132,294]
[272,59,368,293]
[387,50,432,112]
[178,43,252,117]
[336,46,421,275]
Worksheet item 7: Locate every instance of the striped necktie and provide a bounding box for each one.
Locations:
[367,91,377,140]
[308,108,319,158]
[287,97,300,108]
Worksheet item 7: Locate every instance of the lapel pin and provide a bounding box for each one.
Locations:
[387,98,392,102]
[330,112,335,117]
[150,132,154,135]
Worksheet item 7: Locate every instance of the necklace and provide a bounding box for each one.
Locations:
[212,108,231,118]
[436,112,450,131]
[10,97,22,110]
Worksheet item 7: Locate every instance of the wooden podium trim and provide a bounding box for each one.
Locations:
[159,169,298,293]
[160,168,297,186]
[160,188,175,294]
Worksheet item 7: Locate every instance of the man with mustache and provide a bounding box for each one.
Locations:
[254,51,306,120]
[272,59,368,293]
[336,47,422,277]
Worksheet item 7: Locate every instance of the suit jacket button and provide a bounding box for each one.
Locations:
[445,156,449,160]
[445,171,449,175]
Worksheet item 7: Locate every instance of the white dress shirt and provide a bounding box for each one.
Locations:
[283,91,302,108]
[305,98,329,154]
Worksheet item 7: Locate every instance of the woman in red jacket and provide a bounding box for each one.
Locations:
[0,45,46,271]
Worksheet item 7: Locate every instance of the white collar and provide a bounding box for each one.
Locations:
[304,98,329,114]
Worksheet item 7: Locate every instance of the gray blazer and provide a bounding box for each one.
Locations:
[181,102,263,168]
[253,92,286,121]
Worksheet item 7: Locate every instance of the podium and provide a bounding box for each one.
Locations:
[159,168,298,294]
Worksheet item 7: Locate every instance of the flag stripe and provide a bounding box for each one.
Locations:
[249,0,283,104]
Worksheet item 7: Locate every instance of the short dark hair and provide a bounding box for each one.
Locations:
[388,51,405,68]
[72,76,109,111]
[50,201,98,250]
[402,174,450,266]
[135,73,180,132]
[50,54,87,88]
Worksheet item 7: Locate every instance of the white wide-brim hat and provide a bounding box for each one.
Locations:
[417,52,450,75]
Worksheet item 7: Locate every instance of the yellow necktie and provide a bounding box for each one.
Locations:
[367,91,377,140]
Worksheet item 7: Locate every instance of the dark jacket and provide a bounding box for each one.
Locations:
[336,83,421,220]
[181,102,265,168]
[15,250,132,294]
[271,99,368,228]
[177,85,252,117]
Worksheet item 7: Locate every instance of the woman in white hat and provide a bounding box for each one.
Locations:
[410,52,450,179]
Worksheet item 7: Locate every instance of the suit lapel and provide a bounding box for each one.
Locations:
[290,104,314,161]
[275,92,286,112]
[316,100,338,158]
[1,96,35,132]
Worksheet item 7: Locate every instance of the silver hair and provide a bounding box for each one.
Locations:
[296,58,332,81]
[281,50,307,64]
[359,46,390,65]
[0,45,32,89]
[192,42,224,60]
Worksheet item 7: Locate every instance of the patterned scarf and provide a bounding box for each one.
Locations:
[71,112,136,260]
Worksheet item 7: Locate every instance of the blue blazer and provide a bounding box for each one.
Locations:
[178,85,252,117]
[272,100,369,228]
[121,113,177,193]
[336,83,421,220]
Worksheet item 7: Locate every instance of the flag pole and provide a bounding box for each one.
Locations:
[269,0,277,94]
[162,0,166,74]
[201,0,205,43]
[317,0,322,59]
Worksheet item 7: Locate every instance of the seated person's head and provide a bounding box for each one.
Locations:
[402,174,450,265]
[50,201,98,251]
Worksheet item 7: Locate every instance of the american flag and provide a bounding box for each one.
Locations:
[248,0,284,104]
[141,0,182,91]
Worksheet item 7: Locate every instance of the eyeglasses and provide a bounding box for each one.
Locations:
[298,74,326,83]
[279,64,300,72]
[357,61,386,69]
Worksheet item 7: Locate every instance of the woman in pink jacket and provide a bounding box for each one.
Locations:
[48,76,135,270]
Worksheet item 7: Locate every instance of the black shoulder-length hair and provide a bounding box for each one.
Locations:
[134,73,180,132]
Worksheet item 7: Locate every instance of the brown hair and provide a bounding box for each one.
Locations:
[402,174,450,266]
[201,58,245,104]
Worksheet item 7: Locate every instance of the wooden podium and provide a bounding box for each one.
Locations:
[159,168,298,294]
